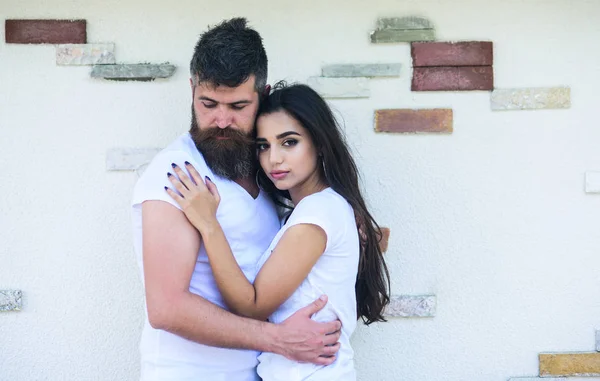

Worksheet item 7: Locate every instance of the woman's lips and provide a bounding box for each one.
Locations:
[270,171,289,180]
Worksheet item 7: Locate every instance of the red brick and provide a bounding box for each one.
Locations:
[411,41,493,67]
[375,109,453,134]
[412,66,493,91]
[5,19,86,44]
[379,227,391,253]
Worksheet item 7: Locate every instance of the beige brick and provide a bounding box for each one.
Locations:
[375,109,453,134]
[539,353,600,377]
[379,227,390,253]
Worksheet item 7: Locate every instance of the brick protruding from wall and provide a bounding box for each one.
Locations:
[411,41,493,67]
[375,109,453,134]
[5,19,86,44]
[539,353,600,377]
[379,227,390,253]
[412,66,493,91]
[0,290,22,311]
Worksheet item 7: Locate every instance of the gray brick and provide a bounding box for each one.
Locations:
[91,64,176,81]
[376,16,434,30]
[307,77,370,98]
[491,87,571,111]
[0,290,22,312]
[106,148,161,171]
[384,295,436,317]
[596,330,600,351]
[322,63,401,78]
[370,29,435,43]
[56,43,115,65]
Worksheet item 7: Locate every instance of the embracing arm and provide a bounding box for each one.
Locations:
[142,200,340,363]
[165,162,328,322]
[201,220,326,321]
[142,200,275,348]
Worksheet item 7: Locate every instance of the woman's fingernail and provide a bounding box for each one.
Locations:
[164,186,168,190]
[171,163,177,168]
[205,176,211,182]
[167,172,172,177]
[184,161,190,166]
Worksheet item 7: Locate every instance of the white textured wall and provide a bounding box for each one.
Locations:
[1,1,599,380]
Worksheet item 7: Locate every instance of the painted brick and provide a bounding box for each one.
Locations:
[376,16,434,30]
[539,353,600,377]
[586,172,600,194]
[508,377,600,381]
[412,66,493,91]
[379,227,391,253]
[307,77,370,98]
[370,29,435,43]
[375,109,453,134]
[106,148,161,171]
[597,330,600,352]
[91,64,176,81]
[411,41,493,67]
[322,64,401,78]
[56,43,115,65]
[384,295,436,317]
[491,87,571,111]
[5,19,86,44]
[0,290,22,312]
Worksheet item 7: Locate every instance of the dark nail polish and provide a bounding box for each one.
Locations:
[184,161,190,166]
[205,176,211,182]
[164,186,168,190]
[171,163,177,168]
[167,172,172,177]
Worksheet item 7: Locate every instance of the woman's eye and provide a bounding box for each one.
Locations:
[282,139,298,147]
[256,143,269,151]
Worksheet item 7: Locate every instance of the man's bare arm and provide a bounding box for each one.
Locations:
[141,200,341,363]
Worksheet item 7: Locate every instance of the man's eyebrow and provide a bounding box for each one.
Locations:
[197,96,252,106]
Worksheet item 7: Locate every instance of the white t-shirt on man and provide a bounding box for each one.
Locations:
[256,188,360,381]
[131,133,280,381]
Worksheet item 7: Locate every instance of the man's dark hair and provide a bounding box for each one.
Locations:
[190,17,267,92]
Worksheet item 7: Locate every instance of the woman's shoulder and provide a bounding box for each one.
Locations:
[292,188,353,221]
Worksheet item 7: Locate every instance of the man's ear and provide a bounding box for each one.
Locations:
[263,84,271,98]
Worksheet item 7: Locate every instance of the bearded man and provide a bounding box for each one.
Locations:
[130,18,341,381]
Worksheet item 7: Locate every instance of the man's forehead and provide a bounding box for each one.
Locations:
[195,80,257,101]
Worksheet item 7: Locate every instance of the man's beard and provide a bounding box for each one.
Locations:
[189,108,255,180]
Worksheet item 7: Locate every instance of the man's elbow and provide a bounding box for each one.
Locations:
[146,295,181,330]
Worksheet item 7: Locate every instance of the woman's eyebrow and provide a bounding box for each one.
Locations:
[275,131,301,139]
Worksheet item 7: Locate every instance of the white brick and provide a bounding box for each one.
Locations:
[491,87,571,111]
[106,148,161,171]
[56,43,116,65]
[306,77,370,98]
[322,63,401,78]
[586,172,600,193]
[0,290,22,311]
[384,295,436,317]
[596,330,600,352]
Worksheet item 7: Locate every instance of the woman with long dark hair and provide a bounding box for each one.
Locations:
[166,82,390,380]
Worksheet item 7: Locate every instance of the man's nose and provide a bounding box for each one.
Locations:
[215,108,232,129]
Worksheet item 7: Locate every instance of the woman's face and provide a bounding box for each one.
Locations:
[256,111,321,192]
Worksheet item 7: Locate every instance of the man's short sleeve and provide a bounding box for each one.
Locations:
[131,150,194,210]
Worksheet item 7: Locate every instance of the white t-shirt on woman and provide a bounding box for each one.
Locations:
[256,187,360,381]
